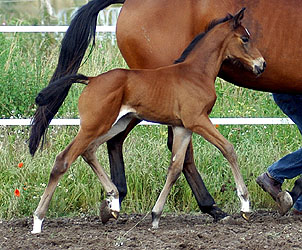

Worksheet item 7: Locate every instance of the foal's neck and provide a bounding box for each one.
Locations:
[183,27,230,80]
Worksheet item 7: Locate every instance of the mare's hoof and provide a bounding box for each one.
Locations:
[276,191,293,216]
[100,200,119,224]
[208,205,229,222]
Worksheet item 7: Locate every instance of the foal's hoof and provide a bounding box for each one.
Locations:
[100,200,119,224]
[151,211,160,229]
[240,211,252,221]
[276,191,293,216]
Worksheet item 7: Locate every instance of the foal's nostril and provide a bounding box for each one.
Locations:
[254,65,264,75]
[263,61,267,70]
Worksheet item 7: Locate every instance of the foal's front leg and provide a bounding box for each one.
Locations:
[186,115,250,217]
[152,126,192,228]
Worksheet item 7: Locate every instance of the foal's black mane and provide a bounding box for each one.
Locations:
[174,14,233,64]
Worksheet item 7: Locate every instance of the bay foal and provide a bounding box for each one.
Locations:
[31,8,265,233]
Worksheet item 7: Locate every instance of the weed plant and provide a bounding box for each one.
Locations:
[0,33,300,219]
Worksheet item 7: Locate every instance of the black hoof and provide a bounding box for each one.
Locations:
[206,205,229,222]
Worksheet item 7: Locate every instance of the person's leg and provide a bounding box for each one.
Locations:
[293,197,302,212]
[268,148,302,182]
[257,93,302,208]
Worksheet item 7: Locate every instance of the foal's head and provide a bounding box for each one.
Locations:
[223,8,266,76]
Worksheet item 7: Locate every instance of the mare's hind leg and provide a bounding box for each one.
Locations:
[31,129,97,234]
[185,115,250,217]
[107,118,141,204]
[167,127,228,221]
[152,126,192,228]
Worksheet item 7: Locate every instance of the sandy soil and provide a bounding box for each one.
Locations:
[1,210,302,249]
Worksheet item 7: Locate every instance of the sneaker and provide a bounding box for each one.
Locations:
[256,172,282,201]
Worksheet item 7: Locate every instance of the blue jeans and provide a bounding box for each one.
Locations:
[268,93,302,211]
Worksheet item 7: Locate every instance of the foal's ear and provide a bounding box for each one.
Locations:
[233,7,246,28]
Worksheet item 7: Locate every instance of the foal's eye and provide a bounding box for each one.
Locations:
[241,36,249,43]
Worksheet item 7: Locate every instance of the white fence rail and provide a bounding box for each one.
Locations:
[0,118,294,126]
[0,26,115,33]
[0,26,294,126]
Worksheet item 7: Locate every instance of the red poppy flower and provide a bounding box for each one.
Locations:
[18,162,24,168]
[14,189,20,197]
[215,124,219,128]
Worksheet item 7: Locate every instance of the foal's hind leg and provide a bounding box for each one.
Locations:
[82,140,121,223]
[167,127,228,221]
[152,126,192,228]
[31,129,97,234]
[81,114,136,223]
[185,115,250,217]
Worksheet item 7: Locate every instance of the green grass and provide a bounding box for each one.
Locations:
[0,33,300,219]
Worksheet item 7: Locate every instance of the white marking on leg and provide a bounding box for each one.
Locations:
[111,198,120,212]
[237,189,250,213]
[107,196,120,212]
[31,215,44,234]
[239,196,250,213]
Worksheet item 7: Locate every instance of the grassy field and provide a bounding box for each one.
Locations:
[0,32,300,219]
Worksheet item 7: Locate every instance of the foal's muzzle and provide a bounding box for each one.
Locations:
[253,58,266,76]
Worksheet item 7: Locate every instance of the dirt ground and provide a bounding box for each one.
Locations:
[1,210,302,250]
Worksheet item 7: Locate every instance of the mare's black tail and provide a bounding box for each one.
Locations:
[29,0,124,156]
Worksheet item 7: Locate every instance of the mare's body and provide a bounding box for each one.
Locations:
[118,0,302,93]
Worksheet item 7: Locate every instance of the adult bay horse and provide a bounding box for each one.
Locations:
[29,0,302,219]
[31,9,266,233]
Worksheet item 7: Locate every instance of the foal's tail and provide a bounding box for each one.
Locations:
[29,74,89,156]
[35,75,89,106]
[29,0,124,156]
